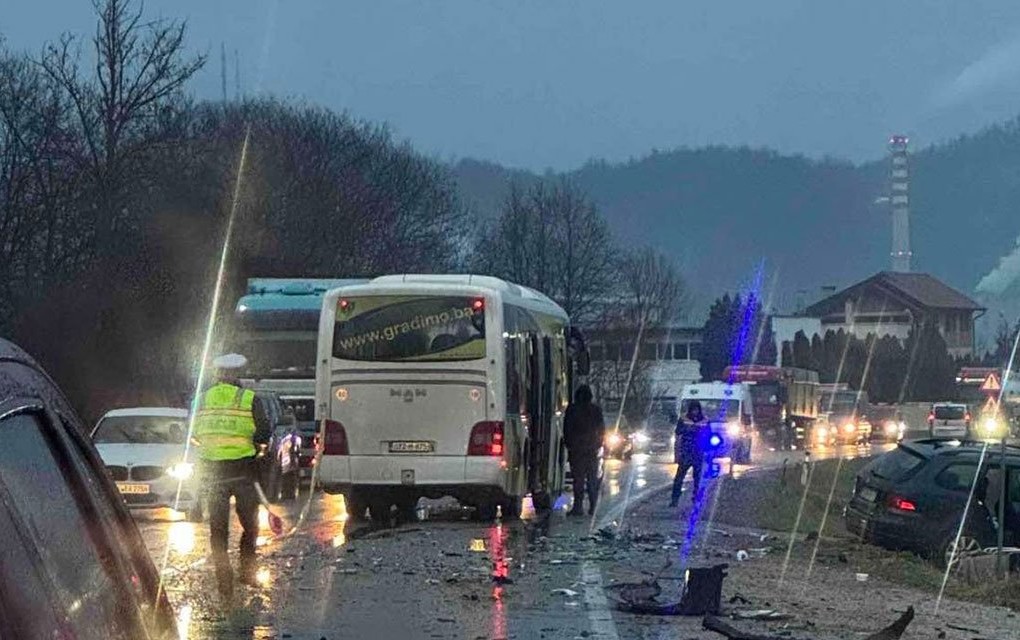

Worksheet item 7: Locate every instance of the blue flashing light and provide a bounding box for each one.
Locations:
[709,434,722,447]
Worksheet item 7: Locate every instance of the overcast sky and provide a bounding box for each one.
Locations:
[7,1,1020,170]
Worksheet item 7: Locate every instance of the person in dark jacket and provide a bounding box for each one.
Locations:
[564,385,605,516]
[671,400,709,506]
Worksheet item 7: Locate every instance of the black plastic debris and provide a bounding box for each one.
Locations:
[605,564,727,616]
[864,606,914,640]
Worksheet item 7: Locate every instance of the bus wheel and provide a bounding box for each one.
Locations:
[369,501,394,527]
[343,493,367,521]
[476,502,499,522]
[500,495,522,521]
[396,498,419,524]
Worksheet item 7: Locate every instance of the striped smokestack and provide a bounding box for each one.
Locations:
[889,135,911,272]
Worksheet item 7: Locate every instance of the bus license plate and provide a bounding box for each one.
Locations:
[389,441,433,453]
[117,483,150,495]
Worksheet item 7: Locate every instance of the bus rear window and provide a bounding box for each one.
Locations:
[333,295,485,362]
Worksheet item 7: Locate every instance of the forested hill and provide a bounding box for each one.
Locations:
[454,118,1020,315]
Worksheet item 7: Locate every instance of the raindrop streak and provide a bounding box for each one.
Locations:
[155,125,253,615]
[804,304,887,585]
[589,313,647,534]
[934,441,989,615]
[934,314,1020,614]
[781,299,867,586]
[778,461,814,587]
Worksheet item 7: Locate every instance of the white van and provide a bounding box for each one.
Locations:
[678,382,754,463]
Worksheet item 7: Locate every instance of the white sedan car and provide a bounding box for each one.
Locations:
[91,407,203,521]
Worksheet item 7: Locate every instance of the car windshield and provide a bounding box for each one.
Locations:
[93,416,188,444]
[935,405,967,420]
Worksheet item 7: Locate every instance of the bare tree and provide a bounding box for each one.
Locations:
[588,247,686,424]
[476,180,614,323]
[40,0,205,257]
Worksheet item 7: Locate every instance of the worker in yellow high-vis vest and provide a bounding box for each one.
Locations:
[193,353,271,597]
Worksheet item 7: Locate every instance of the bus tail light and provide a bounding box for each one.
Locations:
[468,421,504,456]
[322,420,349,455]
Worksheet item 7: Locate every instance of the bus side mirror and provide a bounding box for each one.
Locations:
[576,350,591,376]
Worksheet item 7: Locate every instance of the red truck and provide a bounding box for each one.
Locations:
[723,365,820,450]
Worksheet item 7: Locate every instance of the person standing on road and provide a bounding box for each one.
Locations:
[671,400,709,507]
[193,353,271,597]
[564,385,605,516]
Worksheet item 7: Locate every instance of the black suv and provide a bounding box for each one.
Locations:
[846,439,1020,566]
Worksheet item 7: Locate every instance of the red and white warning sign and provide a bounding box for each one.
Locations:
[981,373,1002,393]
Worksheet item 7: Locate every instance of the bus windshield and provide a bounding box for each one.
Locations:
[333,295,486,362]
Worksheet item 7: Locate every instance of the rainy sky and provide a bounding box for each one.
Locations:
[8,1,1020,170]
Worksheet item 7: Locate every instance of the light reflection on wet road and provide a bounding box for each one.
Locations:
[136,440,896,639]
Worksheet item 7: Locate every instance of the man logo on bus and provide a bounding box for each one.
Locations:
[390,388,427,402]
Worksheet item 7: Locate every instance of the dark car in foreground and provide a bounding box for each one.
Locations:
[0,338,177,639]
[845,439,1017,567]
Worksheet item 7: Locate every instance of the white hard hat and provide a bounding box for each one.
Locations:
[212,353,248,370]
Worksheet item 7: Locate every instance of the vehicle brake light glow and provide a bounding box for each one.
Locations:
[322,419,349,455]
[468,421,504,456]
[889,496,916,512]
[339,298,350,311]
[472,298,485,312]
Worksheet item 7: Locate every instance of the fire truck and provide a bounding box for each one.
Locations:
[722,365,820,450]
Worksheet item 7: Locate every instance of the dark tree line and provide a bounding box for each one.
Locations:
[781,320,957,403]
[0,1,466,420]
[699,293,777,381]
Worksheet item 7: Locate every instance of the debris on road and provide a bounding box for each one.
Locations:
[863,606,914,640]
[703,615,792,640]
[732,610,791,621]
[605,565,727,616]
[735,550,750,562]
[551,588,579,597]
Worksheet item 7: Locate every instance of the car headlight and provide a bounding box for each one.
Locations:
[815,426,829,439]
[606,432,623,448]
[167,462,195,480]
[843,423,856,434]
[884,421,899,434]
[980,416,1005,437]
[726,421,742,437]
[631,431,650,444]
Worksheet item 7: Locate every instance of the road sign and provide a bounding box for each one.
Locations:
[981,373,1002,393]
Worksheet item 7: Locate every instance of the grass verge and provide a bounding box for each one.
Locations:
[712,457,1020,609]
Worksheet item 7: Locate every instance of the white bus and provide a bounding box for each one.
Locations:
[314,274,588,521]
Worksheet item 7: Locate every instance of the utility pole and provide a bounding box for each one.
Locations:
[234,49,242,99]
[220,42,228,103]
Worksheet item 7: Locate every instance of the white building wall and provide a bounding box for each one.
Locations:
[771,316,823,365]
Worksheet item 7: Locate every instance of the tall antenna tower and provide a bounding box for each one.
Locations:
[889,135,911,272]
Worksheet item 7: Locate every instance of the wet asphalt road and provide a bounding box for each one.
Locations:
[137,440,897,639]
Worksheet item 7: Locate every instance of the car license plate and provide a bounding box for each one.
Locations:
[389,441,433,453]
[117,483,150,495]
[859,487,877,502]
